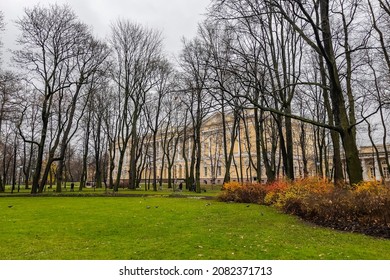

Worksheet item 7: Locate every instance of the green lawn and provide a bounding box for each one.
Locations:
[1,196,390,260]
[0,183,221,197]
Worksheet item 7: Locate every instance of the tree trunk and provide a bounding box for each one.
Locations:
[223,111,239,184]
[31,96,51,194]
[284,108,295,180]
[260,110,276,182]
[254,108,262,182]
[80,122,90,191]
[320,0,362,184]
[152,131,158,191]
[300,122,309,178]
[129,110,139,190]
[195,124,202,193]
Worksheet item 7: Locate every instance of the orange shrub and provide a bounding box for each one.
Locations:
[219,177,390,238]
[354,180,387,195]
[280,180,390,238]
[271,177,332,208]
[218,182,267,204]
[291,177,333,194]
[221,181,242,191]
[261,179,288,205]
[265,179,289,193]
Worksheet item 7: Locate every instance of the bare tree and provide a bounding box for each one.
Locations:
[144,59,175,191]
[110,20,163,191]
[272,0,365,184]
[208,0,366,184]
[103,85,120,190]
[53,37,109,192]
[14,4,108,193]
[79,98,92,191]
[367,0,390,175]
[197,21,245,183]
[180,36,213,192]
[0,72,20,191]
[0,11,4,65]
[161,102,183,189]
[82,77,112,191]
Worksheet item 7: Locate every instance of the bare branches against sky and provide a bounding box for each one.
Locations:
[1,0,211,63]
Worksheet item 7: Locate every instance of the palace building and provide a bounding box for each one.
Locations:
[111,111,390,186]
[112,110,321,186]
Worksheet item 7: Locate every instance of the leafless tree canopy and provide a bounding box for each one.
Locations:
[2,1,390,193]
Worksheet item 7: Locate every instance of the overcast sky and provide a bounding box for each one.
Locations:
[1,0,211,65]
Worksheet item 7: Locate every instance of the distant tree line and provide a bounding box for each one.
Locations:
[1,1,390,193]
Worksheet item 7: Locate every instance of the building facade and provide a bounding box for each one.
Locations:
[112,111,322,186]
[359,145,390,181]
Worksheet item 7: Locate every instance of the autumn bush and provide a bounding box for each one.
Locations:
[286,183,390,237]
[263,179,289,205]
[219,181,267,204]
[218,177,390,238]
[276,177,333,208]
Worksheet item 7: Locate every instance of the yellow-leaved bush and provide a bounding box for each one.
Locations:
[218,177,390,238]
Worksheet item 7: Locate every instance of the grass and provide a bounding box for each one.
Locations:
[0,183,221,197]
[1,196,390,260]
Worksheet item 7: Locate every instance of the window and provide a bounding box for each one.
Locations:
[383,167,390,179]
[179,165,182,178]
[177,141,181,159]
[369,166,376,178]
[217,166,222,176]
[204,166,208,177]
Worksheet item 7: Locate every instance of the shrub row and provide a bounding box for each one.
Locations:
[219,178,390,238]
